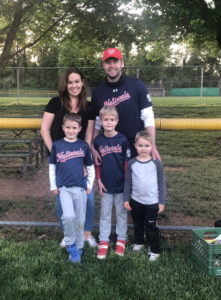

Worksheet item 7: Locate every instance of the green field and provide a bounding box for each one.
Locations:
[0,96,221,118]
[0,96,221,106]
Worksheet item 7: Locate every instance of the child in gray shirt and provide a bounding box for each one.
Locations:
[124,131,166,261]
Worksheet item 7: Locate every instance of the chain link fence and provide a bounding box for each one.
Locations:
[0,66,221,102]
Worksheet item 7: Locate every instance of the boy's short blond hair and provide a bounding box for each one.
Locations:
[99,105,118,120]
[63,113,82,126]
[135,130,153,144]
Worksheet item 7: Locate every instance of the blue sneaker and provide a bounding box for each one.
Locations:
[66,244,81,263]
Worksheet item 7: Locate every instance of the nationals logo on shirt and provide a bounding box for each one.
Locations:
[104,91,130,106]
[99,144,122,157]
[56,149,84,163]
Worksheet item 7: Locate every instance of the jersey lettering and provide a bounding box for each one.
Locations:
[99,144,122,157]
[104,91,130,106]
[56,149,84,163]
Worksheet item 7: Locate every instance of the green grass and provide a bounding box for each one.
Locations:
[1,96,221,117]
[152,96,221,106]
[0,97,50,105]
[0,95,221,106]
[0,104,45,117]
[154,105,221,118]
[1,239,221,300]
[163,156,221,219]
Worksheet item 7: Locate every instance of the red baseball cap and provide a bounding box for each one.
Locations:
[102,48,123,62]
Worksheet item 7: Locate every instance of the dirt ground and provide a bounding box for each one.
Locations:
[0,164,52,200]
[0,163,217,242]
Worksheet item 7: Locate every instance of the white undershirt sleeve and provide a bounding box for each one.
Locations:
[140,106,155,127]
[86,165,95,189]
[49,163,57,190]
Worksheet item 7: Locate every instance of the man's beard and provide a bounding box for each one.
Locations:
[107,71,121,81]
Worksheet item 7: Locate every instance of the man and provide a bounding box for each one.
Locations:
[91,47,160,164]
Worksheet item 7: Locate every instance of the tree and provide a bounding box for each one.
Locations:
[0,0,75,74]
[139,0,221,51]
[0,0,138,76]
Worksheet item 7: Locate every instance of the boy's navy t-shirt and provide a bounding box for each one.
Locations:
[94,132,131,193]
[49,138,93,189]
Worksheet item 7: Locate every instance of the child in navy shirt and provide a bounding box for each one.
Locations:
[49,113,95,263]
[94,106,131,259]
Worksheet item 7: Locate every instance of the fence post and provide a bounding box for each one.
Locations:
[16,68,20,104]
[136,68,139,79]
[200,67,203,106]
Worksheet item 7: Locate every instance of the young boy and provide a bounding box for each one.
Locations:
[49,113,95,263]
[94,106,131,259]
[124,131,166,261]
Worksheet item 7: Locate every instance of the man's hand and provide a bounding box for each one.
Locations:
[124,201,132,211]
[152,144,161,161]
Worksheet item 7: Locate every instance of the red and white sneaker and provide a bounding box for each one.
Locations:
[97,241,109,259]
[115,240,126,256]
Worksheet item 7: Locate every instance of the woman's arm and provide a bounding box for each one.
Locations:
[40,112,55,152]
[84,120,95,147]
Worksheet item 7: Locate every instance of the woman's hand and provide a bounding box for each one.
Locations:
[97,179,107,196]
[40,112,55,152]
[87,188,92,195]
[91,146,102,166]
[52,188,59,195]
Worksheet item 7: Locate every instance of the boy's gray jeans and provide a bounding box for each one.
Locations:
[99,193,127,242]
[59,186,87,249]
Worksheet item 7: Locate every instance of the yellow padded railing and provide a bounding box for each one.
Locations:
[0,118,221,130]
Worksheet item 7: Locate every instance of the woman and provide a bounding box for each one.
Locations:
[41,67,97,248]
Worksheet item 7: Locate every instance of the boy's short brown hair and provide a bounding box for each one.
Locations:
[63,113,82,126]
[99,105,118,120]
[135,130,153,144]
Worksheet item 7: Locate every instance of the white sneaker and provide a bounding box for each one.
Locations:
[85,236,98,248]
[132,244,144,251]
[60,238,66,248]
[149,252,160,262]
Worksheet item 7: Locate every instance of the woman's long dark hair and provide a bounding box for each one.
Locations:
[58,67,88,111]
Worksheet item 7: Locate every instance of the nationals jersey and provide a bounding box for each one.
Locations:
[49,138,93,189]
[94,132,131,193]
[91,74,152,146]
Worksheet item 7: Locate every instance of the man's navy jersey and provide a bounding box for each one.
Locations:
[49,138,93,189]
[91,74,152,145]
[94,132,131,194]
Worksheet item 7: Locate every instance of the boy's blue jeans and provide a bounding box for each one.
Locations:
[56,187,94,232]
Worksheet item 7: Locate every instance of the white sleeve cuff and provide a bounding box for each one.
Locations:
[49,163,57,190]
[140,107,155,127]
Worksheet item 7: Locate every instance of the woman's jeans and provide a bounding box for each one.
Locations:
[56,187,94,232]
